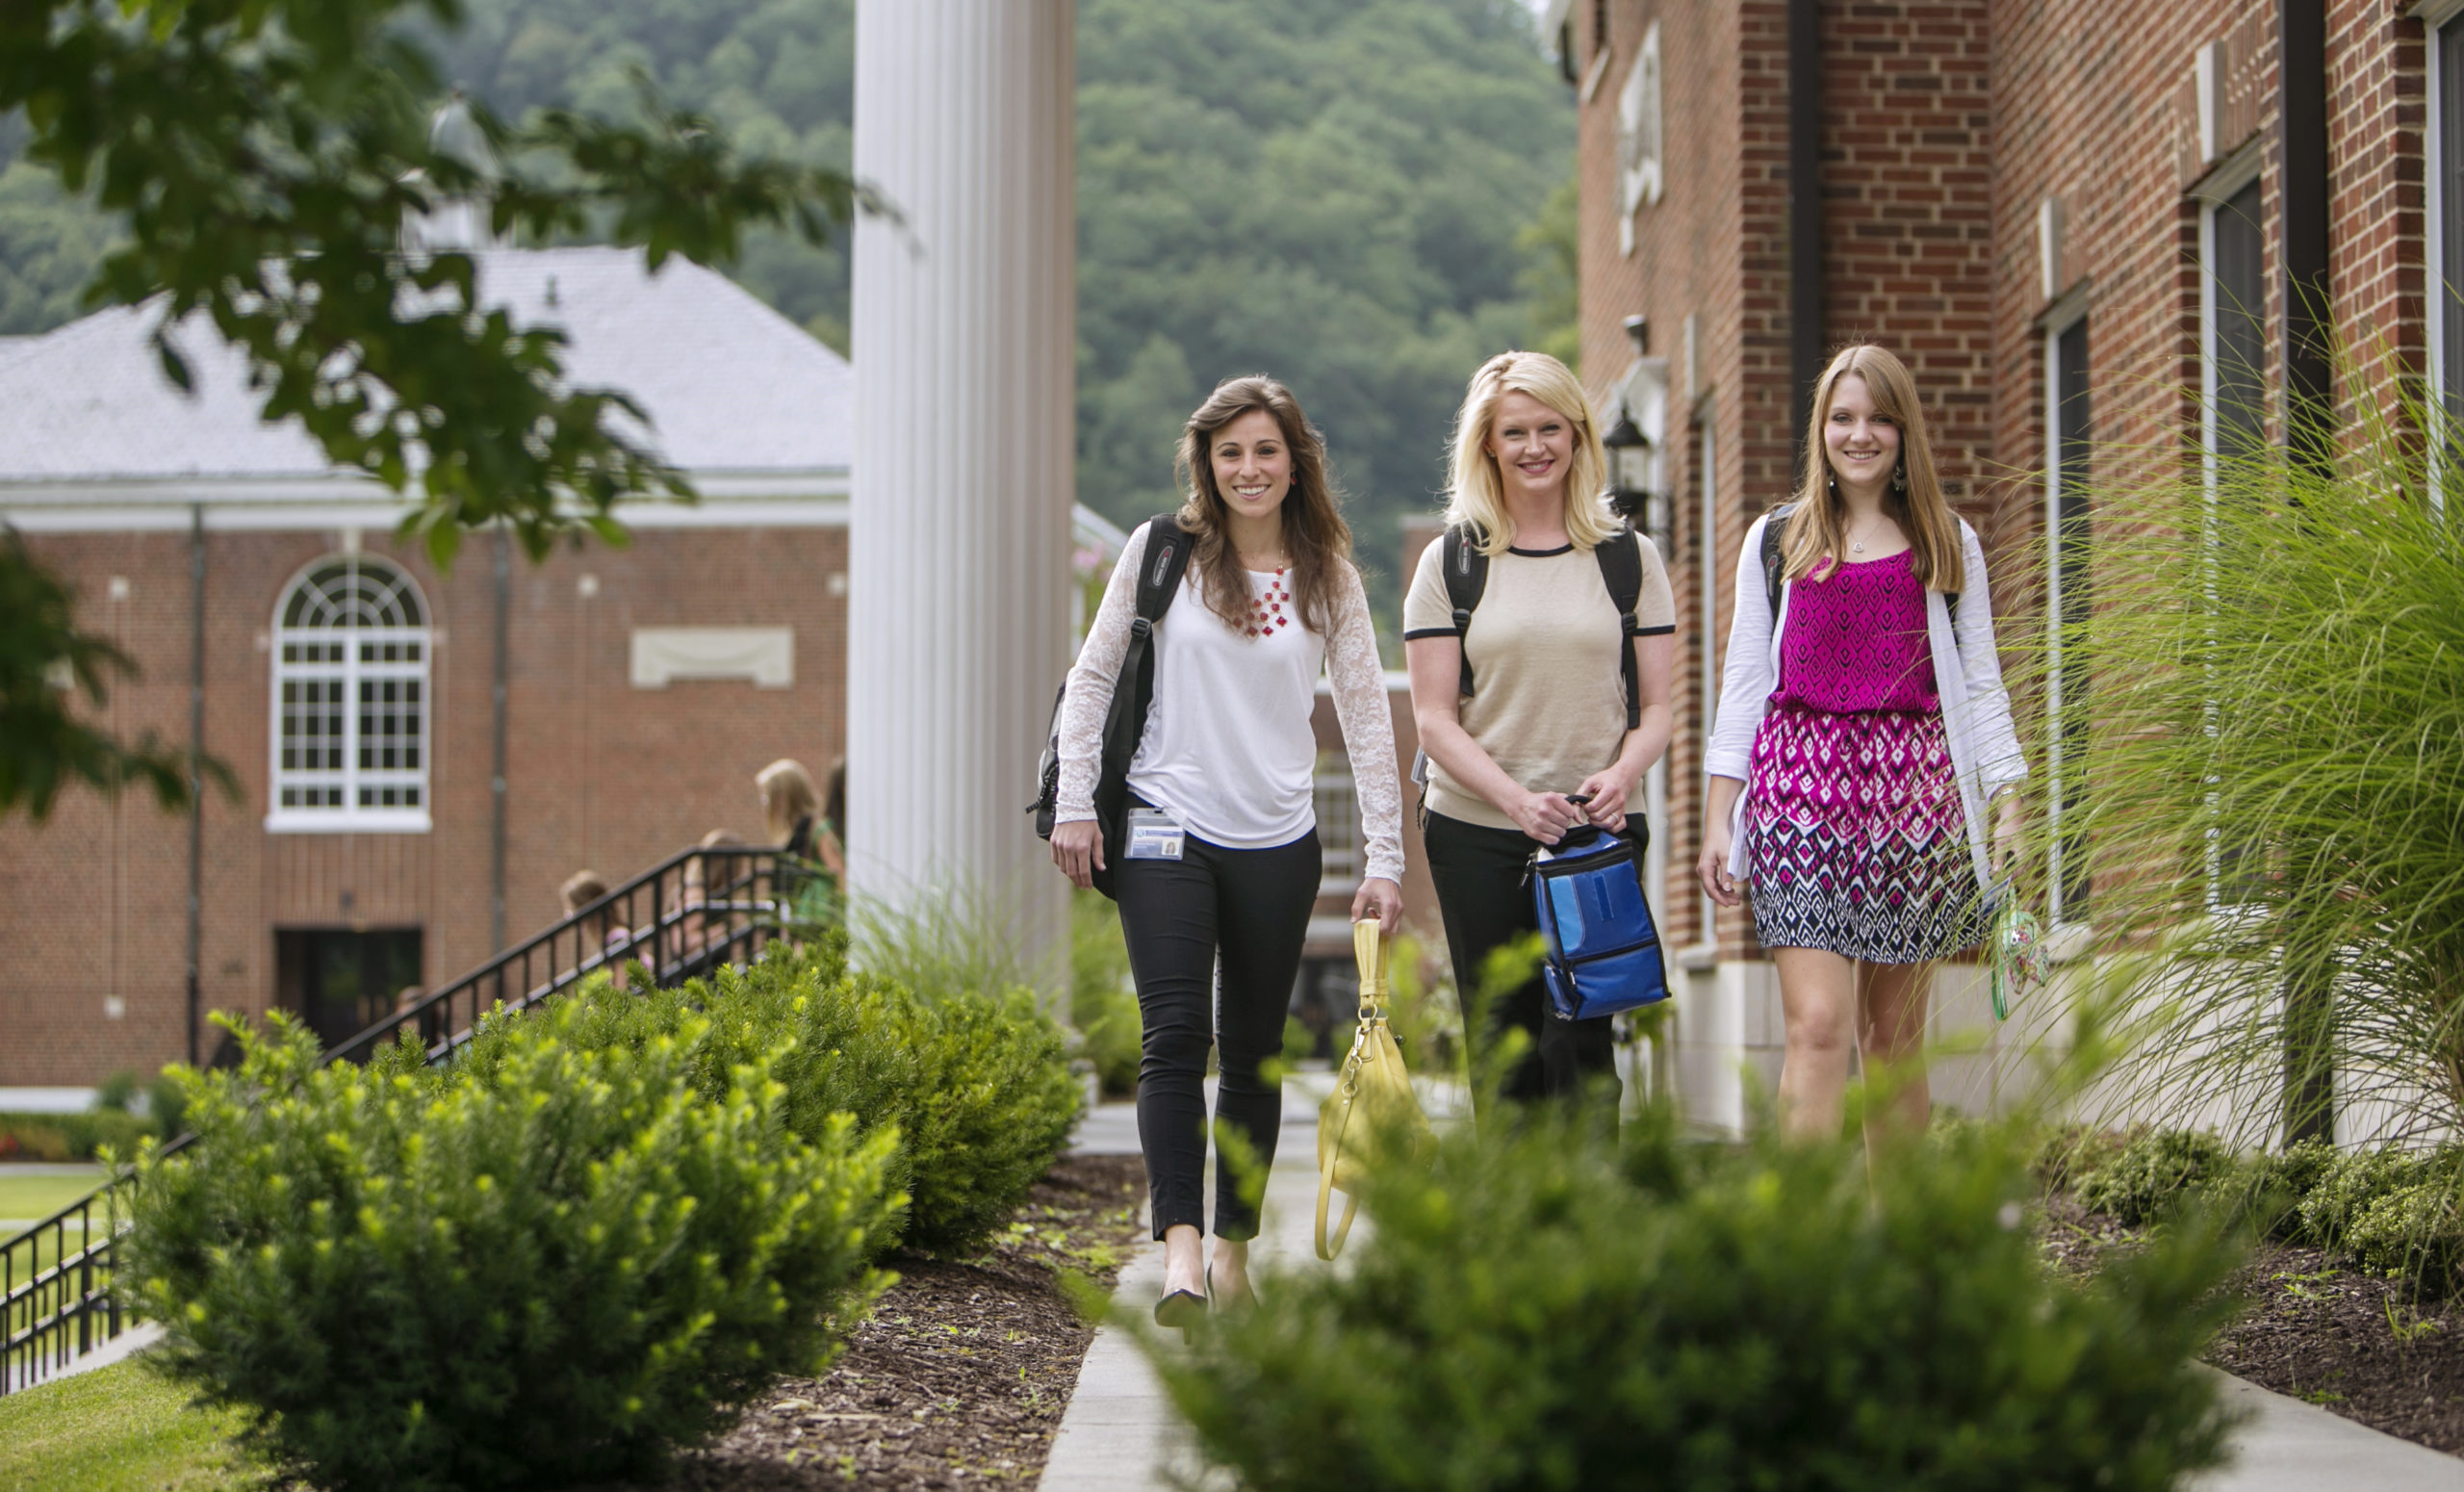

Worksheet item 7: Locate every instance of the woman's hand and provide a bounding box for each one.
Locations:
[1351,877,1404,935]
[1992,791,2024,881]
[1508,790,1583,846]
[1573,765,1641,831]
[1051,819,1104,889]
[1697,819,1741,907]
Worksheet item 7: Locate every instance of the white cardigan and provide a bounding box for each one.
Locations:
[1706,514,2028,895]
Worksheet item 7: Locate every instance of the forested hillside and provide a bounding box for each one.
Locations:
[0,0,1573,595]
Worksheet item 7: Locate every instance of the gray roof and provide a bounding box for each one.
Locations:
[0,246,851,486]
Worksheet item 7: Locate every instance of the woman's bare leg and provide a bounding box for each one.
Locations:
[1773,947,1860,1141]
[1858,961,1934,1151]
[1162,1222,1205,1299]
[1208,1237,1251,1302]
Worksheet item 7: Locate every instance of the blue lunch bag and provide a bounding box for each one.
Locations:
[1530,823,1670,1021]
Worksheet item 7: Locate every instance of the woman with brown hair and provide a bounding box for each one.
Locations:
[1049,375,1402,1325]
[1698,343,2027,1152]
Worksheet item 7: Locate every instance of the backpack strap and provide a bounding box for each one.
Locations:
[1760,502,1795,625]
[1438,525,1490,699]
[1594,526,1645,731]
[1095,515,1194,852]
[1133,513,1193,627]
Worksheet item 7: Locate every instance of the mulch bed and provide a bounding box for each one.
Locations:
[659,1153,1147,1491]
[2040,1194,2464,1455]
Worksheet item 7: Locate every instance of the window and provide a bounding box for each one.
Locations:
[2203,176,2267,463]
[1696,415,1720,949]
[2045,317,2092,924]
[269,556,433,832]
[2198,167,2267,904]
[1616,21,1664,252]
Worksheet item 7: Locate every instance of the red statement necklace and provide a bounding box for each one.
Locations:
[1245,568,1291,638]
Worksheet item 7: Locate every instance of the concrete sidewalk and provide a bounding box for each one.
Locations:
[1043,1089,2464,1492]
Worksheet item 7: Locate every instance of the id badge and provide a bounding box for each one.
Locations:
[1124,808,1185,861]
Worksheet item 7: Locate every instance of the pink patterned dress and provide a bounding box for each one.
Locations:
[1744,550,1988,962]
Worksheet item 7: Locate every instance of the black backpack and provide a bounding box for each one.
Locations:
[1030,514,1195,899]
[1758,502,1962,638]
[1436,523,1647,731]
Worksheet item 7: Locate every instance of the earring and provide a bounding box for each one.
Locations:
[1891,463,1907,494]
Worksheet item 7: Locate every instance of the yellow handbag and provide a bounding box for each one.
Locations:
[1316,919,1434,1260]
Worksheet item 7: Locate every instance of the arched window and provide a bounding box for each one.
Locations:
[268,556,432,832]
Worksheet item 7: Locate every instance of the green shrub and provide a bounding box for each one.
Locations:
[123,1007,901,1492]
[1071,889,1141,1097]
[1155,1106,2244,1491]
[2077,1128,2232,1225]
[93,1068,141,1113]
[0,1107,151,1162]
[2031,1122,2131,1194]
[2202,1138,2339,1242]
[472,939,1082,1258]
[2062,377,2464,1146]
[2297,1145,2464,1287]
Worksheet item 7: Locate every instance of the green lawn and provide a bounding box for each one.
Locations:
[3,1170,117,1345]
[0,1359,260,1491]
[0,1169,109,1223]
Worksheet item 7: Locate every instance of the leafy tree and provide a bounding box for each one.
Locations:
[0,0,1573,612]
[0,0,859,819]
[1517,173,1581,371]
[1074,0,1576,592]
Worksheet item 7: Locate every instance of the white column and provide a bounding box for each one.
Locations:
[847,2,1075,974]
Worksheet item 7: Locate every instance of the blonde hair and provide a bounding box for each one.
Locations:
[1172,375,1355,635]
[1442,350,1618,557]
[756,759,818,846]
[1780,343,1965,594]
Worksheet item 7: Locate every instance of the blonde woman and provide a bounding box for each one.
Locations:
[1698,344,2026,1149]
[757,758,840,927]
[1050,376,1402,1325]
[1404,350,1675,1113]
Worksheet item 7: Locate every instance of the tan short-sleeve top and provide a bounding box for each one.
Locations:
[1404,529,1675,831]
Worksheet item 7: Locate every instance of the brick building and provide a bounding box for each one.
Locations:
[0,241,1420,1089]
[1549,0,2442,1122]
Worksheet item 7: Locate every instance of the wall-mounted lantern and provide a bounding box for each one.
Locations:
[1603,410,1655,527]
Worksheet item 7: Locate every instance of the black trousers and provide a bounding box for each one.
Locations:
[1116,825,1320,1241]
[1423,810,1623,1119]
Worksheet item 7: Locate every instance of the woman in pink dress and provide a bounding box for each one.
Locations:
[1697,344,2027,1151]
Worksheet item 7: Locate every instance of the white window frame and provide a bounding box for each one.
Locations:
[1616,20,1664,253]
[267,555,434,834]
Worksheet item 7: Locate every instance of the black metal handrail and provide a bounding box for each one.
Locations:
[1,844,799,1395]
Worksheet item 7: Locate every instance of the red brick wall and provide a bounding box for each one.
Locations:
[0,523,847,1084]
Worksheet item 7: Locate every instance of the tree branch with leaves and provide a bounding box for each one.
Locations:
[0,0,873,818]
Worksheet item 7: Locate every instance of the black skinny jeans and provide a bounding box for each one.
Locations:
[1116,826,1320,1242]
[1423,810,1625,1120]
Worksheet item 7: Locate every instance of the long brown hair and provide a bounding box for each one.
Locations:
[1780,343,1965,594]
[1172,375,1354,634]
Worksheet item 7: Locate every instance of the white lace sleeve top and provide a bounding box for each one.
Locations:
[1055,522,1405,884]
